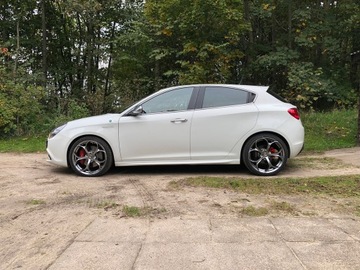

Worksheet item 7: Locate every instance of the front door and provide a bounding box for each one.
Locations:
[119,87,194,162]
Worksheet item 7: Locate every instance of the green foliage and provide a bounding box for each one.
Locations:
[51,99,90,128]
[1,0,359,134]
[244,0,359,110]
[113,17,159,108]
[256,47,300,69]
[0,64,90,137]
[285,62,353,109]
[287,62,326,109]
[144,0,248,84]
[0,66,45,136]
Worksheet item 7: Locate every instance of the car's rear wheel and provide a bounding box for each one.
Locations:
[242,133,288,176]
[68,136,113,177]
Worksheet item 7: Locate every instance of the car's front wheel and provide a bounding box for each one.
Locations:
[68,136,113,177]
[242,133,288,176]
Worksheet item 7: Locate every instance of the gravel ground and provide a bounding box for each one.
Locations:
[0,149,359,269]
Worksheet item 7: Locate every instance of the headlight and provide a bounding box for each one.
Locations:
[48,124,67,139]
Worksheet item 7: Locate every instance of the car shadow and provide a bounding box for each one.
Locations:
[49,164,252,177]
[107,164,250,177]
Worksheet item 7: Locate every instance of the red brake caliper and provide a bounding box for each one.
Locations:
[269,147,278,161]
[78,148,86,166]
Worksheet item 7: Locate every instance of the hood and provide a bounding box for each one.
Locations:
[67,113,120,128]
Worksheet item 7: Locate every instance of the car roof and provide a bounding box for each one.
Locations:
[166,84,269,93]
[172,84,286,105]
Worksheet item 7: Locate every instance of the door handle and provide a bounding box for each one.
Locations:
[171,118,188,124]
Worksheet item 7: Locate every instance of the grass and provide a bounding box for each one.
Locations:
[0,109,358,153]
[86,201,165,217]
[0,136,46,153]
[270,201,297,214]
[239,202,297,217]
[27,199,46,205]
[95,201,119,210]
[123,205,142,217]
[86,201,166,217]
[170,175,360,197]
[171,175,360,216]
[122,205,167,217]
[302,109,358,152]
[356,206,360,216]
[241,206,269,216]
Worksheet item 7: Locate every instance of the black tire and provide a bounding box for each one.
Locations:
[242,133,289,176]
[68,136,113,177]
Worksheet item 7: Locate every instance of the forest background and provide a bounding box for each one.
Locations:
[0,0,359,141]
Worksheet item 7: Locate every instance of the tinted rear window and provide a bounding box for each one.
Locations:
[202,87,251,108]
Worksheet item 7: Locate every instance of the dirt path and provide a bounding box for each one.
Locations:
[0,149,359,269]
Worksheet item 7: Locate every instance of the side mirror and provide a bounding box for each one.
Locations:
[128,105,145,116]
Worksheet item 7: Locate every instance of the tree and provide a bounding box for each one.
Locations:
[241,0,358,110]
[144,0,249,84]
[1,0,360,137]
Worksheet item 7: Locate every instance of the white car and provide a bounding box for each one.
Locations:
[47,84,304,177]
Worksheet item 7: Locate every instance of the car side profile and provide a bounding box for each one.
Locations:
[46,84,304,177]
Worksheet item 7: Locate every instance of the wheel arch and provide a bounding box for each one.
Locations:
[66,134,115,168]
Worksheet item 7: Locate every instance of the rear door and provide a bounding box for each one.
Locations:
[190,86,258,160]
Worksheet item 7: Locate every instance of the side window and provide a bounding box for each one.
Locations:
[202,87,251,108]
[142,87,193,114]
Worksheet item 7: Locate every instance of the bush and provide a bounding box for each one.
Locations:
[0,68,45,136]
[0,67,90,137]
[286,62,357,110]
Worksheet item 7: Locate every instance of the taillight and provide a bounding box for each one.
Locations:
[288,108,300,120]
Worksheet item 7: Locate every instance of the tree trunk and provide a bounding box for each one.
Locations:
[104,21,116,112]
[243,0,254,82]
[351,26,360,145]
[42,0,47,90]
[86,19,94,93]
[350,52,360,145]
[13,20,20,76]
[74,12,84,98]
[288,0,292,49]
[358,90,360,146]
[356,58,360,145]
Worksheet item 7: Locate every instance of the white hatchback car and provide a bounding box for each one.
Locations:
[47,84,304,177]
